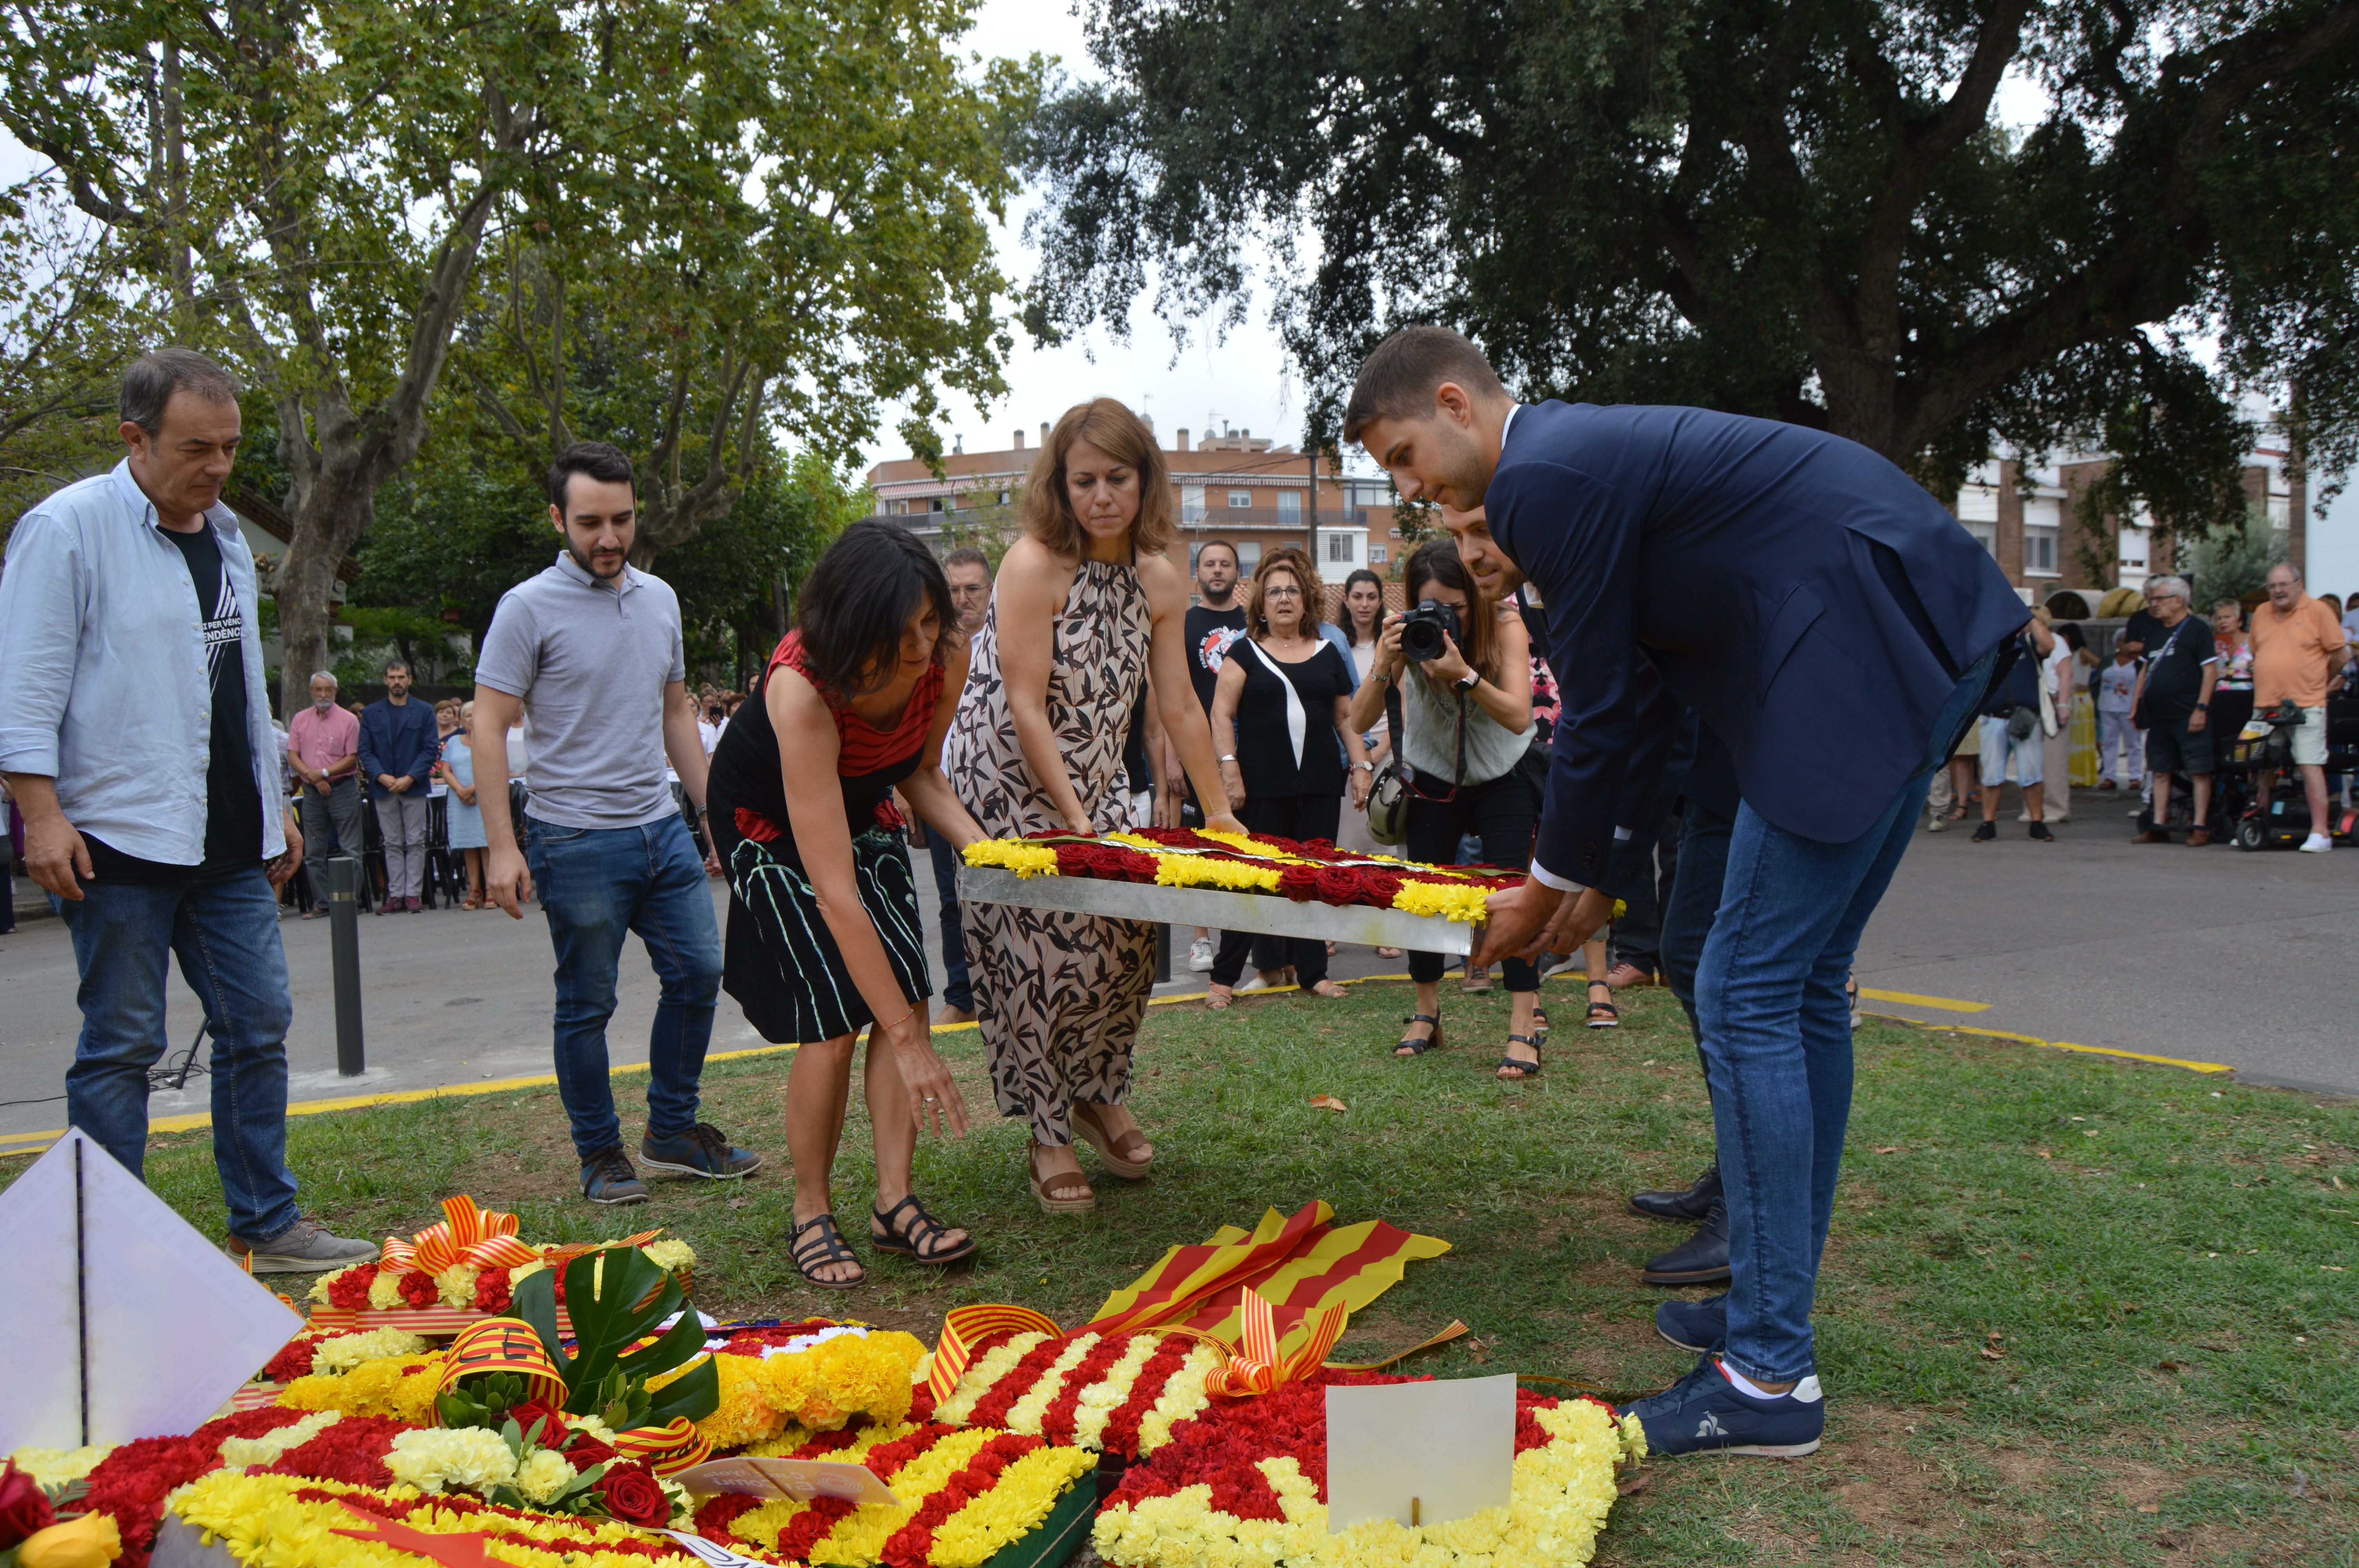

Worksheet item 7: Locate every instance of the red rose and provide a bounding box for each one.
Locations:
[562,1432,618,1473]
[507,1401,567,1444]
[594,1462,670,1526]
[395,1269,439,1309]
[0,1461,56,1549]
[1276,865,1320,902]
[325,1263,378,1311]
[1310,866,1369,907]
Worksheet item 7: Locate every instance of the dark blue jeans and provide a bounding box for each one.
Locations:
[925,829,973,1013]
[1695,652,1995,1384]
[1659,799,1735,1045]
[527,815,723,1160]
[56,867,301,1241]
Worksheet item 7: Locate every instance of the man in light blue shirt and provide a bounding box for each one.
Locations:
[0,347,376,1273]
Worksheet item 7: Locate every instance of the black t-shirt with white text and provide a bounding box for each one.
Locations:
[82,524,264,882]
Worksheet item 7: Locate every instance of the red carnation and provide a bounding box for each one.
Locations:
[594,1462,671,1526]
[471,1267,513,1314]
[325,1263,378,1311]
[0,1460,56,1549]
[395,1269,439,1309]
[259,1334,324,1385]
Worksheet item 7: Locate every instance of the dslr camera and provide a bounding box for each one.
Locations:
[1399,599,1463,664]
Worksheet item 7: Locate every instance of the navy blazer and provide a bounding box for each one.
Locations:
[358,698,442,802]
[1488,401,2027,890]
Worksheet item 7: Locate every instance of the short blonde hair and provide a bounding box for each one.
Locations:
[1245,547,1321,640]
[1021,399,1174,559]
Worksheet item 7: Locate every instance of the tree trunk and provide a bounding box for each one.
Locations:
[273,448,383,717]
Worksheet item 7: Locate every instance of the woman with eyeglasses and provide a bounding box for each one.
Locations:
[1204,546,1371,1008]
[1349,535,1553,1077]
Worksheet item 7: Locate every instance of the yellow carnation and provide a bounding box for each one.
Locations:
[278,1354,442,1423]
[639,1239,696,1273]
[433,1265,480,1308]
[516,1448,578,1505]
[963,840,1060,877]
[366,1270,405,1310]
[311,1328,430,1375]
[218,1411,340,1469]
[4,1447,113,1488]
[385,1427,516,1495]
[1390,878,1492,924]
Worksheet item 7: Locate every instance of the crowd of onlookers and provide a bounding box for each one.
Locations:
[1921,567,2357,849]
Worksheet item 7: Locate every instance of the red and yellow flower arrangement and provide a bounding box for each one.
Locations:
[965,828,1527,925]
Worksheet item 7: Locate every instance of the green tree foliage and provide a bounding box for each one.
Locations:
[2185,506,2284,606]
[1024,0,2359,533]
[657,450,870,685]
[0,188,146,530]
[452,1,1041,567]
[2,0,1033,719]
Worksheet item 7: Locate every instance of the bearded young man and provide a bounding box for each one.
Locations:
[471,440,760,1205]
[1345,326,2029,1458]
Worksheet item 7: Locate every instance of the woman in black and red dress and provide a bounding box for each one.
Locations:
[706,520,983,1289]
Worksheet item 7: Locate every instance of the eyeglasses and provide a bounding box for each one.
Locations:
[1263,586,1303,597]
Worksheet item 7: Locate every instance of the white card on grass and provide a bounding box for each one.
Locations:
[1324,1374,1517,1533]
[0,1130,305,1450]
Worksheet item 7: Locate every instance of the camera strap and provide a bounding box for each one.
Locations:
[1386,671,1467,803]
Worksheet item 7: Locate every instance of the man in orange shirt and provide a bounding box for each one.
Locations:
[2249,560,2354,852]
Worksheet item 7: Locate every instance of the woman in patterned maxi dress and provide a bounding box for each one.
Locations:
[941,398,1243,1213]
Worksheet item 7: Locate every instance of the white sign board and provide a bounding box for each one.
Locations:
[0,1130,306,1450]
[1324,1374,1516,1533]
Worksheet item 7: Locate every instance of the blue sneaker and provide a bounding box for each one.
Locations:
[581,1146,650,1205]
[1656,1293,1728,1353]
[1618,1355,1824,1457]
[640,1123,763,1180]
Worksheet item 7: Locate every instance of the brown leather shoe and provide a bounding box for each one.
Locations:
[2187,828,2212,846]
[2131,830,2174,844]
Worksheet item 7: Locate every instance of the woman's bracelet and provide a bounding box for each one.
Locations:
[879,1007,916,1035]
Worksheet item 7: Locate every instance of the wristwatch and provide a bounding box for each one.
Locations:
[2193,701,2208,711]
[1353,760,1374,772]
[1455,670,1481,692]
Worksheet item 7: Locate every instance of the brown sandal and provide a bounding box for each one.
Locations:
[1071,1102,1153,1179]
[1028,1141,1096,1214]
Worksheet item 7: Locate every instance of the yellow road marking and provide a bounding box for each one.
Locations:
[1858,987,1990,1013]
[1865,1014,2232,1075]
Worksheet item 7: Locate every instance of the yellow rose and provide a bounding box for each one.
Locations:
[19,1514,122,1568]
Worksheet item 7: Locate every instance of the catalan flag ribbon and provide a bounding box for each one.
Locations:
[1199,1288,1349,1397]
[380,1195,544,1276]
[927,1303,1065,1407]
[1083,1200,1450,1373]
[613,1416,713,1476]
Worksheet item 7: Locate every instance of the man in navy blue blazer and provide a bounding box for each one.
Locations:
[1347,327,2030,1458]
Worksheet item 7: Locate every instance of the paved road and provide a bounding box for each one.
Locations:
[4,783,2352,1145]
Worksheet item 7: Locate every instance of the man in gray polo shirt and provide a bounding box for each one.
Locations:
[473,440,761,1204]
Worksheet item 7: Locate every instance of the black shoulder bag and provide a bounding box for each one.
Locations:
[1365,673,1467,845]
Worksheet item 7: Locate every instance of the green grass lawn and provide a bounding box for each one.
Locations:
[9,979,2354,1565]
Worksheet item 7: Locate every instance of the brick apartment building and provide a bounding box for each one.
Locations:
[864,420,1400,586]
[1953,436,2311,611]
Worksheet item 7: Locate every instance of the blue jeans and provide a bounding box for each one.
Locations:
[56,867,301,1241]
[1659,799,1735,1046]
[527,815,724,1159]
[1696,650,1996,1384]
[925,830,973,1013]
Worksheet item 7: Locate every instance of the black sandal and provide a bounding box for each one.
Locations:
[789,1211,864,1290]
[1395,1013,1444,1056]
[1585,980,1621,1029]
[871,1194,978,1266]
[1496,1033,1543,1079]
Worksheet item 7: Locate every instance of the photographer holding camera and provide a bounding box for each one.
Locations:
[1349,536,1547,1076]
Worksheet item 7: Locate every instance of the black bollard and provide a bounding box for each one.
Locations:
[328,855,366,1076]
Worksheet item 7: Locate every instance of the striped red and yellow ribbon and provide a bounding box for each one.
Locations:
[927,1303,1065,1408]
[381,1195,543,1277]
[1199,1288,1349,1397]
